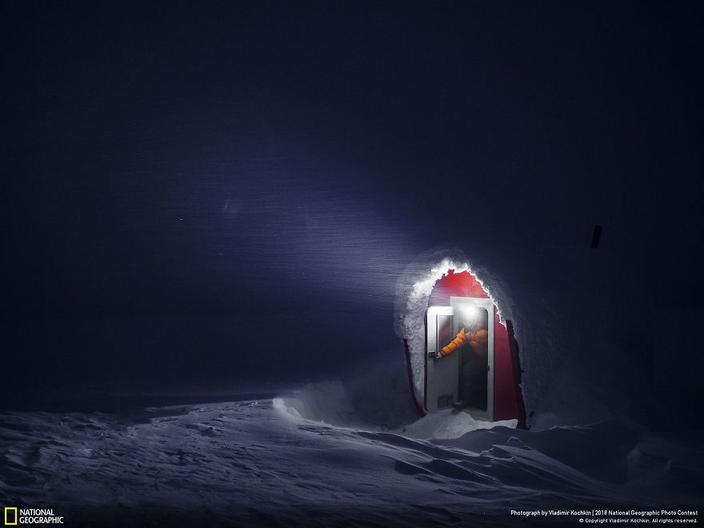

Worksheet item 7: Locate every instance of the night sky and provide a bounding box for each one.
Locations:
[2,2,703,407]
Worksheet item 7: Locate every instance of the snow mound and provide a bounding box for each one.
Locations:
[401,409,517,439]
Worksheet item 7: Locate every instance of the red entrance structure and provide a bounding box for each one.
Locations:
[407,268,527,428]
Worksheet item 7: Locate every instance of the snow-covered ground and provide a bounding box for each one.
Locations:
[1,393,702,527]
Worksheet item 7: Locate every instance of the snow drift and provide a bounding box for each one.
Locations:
[1,399,701,527]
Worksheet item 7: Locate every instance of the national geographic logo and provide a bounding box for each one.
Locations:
[3,508,64,525]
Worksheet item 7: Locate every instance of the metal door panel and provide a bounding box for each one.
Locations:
[425,306,457,411]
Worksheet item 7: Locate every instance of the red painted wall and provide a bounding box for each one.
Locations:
[427,269,527,428]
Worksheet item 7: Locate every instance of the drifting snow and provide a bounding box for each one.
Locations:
[274,372,516,440]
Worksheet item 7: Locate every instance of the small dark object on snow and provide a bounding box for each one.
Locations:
[591,224,602,249]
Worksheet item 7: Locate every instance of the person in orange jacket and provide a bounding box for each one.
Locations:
[439,328,488,357]
[438,327,489,410]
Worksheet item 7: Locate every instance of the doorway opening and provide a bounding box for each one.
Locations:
[410,267,526,427]
[426,296,494,419]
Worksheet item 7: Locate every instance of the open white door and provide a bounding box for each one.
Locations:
[425,305,457,411]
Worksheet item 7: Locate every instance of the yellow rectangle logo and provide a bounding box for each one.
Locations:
[4,507,18,526]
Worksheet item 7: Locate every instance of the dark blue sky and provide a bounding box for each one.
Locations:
[2,1,702,404]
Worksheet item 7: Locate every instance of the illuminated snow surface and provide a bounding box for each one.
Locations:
[1,393,702,527]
